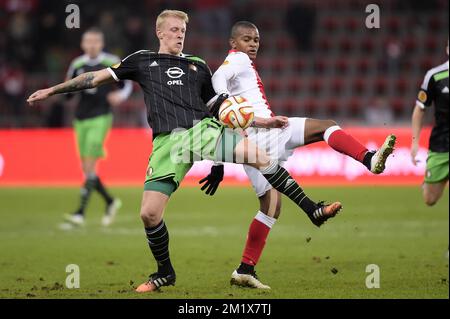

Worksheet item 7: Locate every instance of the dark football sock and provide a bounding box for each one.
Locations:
[145,220,174,275]
[93,176,113,205]
[362,151,375,171]
[76,175,96,216]
[260,162,317,215]
[237,262,255,274]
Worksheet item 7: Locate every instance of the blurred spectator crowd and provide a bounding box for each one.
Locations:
[0,0,448,128]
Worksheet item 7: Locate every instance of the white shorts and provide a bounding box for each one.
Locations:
[244,117,307,197]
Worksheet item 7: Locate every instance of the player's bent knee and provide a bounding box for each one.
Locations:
[423,182,446,206]
[424,194,439,206]
[423,191,440,206]
[140,188,171,227]
[425,198,437,206]
[323,119,338,129]
[140,203,163,226]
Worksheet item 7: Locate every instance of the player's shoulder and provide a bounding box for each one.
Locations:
[100,52,121,67]
[183,54,208,66]
[69,54,89,70]
[225,50,251,65]
[121,50,155,62]
[423,60,449,84]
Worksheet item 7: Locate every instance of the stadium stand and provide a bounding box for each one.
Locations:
[0,0,447,127]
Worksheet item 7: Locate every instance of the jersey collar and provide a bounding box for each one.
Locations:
[83,52,106,66]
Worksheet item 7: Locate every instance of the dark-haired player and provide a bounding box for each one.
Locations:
[202,21,396,289]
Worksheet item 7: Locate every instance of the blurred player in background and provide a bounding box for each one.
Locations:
[202,21,397,289]
[27,10,343,293]
[411,40,449,206]
[64,28,132,227]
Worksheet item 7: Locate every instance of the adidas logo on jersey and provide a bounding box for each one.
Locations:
[149,61,159,67]
[442,86,449,93]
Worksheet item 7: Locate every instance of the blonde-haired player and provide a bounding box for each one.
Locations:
[28,11,343,293]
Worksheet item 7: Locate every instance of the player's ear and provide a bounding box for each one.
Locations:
[229,38,236,49]
[156,29,163,40]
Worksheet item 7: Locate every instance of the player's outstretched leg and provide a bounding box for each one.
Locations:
[234,139,342,227]
[307,120,396,174]
[136,190,176,293]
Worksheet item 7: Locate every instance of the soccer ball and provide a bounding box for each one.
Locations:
[218,96,255,129]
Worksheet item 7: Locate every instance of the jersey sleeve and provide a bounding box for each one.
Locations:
[416,70,436,109]
[200,64,218,108]
[107,51,141,82]
[212,52,251,95]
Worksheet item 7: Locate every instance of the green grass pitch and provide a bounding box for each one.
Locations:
[0,185,448,299]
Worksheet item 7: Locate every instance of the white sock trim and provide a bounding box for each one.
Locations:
[259,160,278,175]
[254,211,276,228]
[323,125,342,144]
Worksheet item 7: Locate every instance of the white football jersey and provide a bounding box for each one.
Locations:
[212,50,274,118]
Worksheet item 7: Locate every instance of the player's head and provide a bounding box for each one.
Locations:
[229,21,260,60]
[446,38,449,56]
[81,27,104,58]
[156,10,188,56]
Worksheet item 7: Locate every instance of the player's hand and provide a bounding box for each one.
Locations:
[199,164,224,196]
[27,88,53,106]
[264,116,289,129]
[107,91,124,107]
[411,142,419,166]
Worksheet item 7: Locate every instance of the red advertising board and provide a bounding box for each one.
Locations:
[0,127,431,186]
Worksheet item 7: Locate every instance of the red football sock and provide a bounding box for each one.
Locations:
[241,213,275,266]
[325,126,368,163]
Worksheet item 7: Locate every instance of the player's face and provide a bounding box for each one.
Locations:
[157,17,186,56]
[230,27,260,60]
[81,32,104,58]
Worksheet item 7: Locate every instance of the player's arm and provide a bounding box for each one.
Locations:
[411,73,434,165]
[212,58,288,129]
[252,116,289,129]
[27,69,114,105]
[411,103,426,165]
